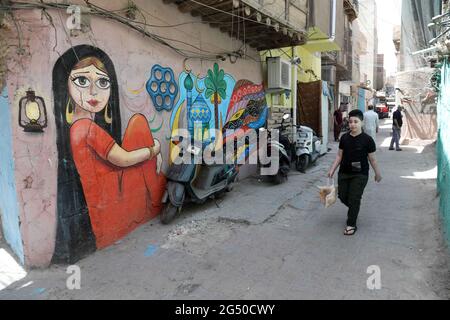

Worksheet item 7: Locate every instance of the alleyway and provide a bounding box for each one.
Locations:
[1,119,449,300]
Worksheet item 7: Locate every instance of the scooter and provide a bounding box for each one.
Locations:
[259,114,292,184]
[160,142,239,224]
[294,125,322,173]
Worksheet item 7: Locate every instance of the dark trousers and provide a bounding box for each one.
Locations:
[338,173,369,227]
[390,128,401,149]
[334,124,342,141]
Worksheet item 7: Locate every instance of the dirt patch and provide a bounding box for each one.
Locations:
[161,219,233,257]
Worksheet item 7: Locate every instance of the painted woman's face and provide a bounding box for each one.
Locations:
[68,64,111,113]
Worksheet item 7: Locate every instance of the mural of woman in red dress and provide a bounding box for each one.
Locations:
[52,45,166,263]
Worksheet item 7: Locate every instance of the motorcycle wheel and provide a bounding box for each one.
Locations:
[273,165,289,185]
[226,176,237,192]
[273,172,286,185]
[160,203,179,225]
[296,155,309,173]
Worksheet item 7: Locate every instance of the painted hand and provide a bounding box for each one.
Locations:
[153,139,162,174]
[156,154,162,175]
[151,140,161,159]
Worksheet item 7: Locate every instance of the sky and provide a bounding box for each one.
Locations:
[376,0,403,76]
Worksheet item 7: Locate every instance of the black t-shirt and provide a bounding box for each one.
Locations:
[334,110,342,124]
[393,110,403,127]
[339,132,376,176]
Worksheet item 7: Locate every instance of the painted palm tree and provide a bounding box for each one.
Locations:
[205,63,227,130]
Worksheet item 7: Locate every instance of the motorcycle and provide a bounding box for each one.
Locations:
[259,114,292,184]
[294,124,323,173]
[160,141,239,224]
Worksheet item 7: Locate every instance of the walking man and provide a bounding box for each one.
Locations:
[333,104,344,142]
[328,109,382,236]
[363,105,379,142]
[389,106,403,151]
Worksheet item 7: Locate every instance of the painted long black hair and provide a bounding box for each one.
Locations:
[52,45,121,264]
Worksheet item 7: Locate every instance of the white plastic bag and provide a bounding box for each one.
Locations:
[318,178,337,208]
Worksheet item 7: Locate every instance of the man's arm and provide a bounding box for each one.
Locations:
[328,149,343,178]
[376,114,379,133]
[368,152,382,183]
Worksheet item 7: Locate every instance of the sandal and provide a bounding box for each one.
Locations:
[344,226,357,236]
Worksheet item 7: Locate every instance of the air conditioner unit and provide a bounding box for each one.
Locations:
[267,57,292,91]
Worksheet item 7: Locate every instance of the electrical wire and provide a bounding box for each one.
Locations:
[9,10,24,54]
[55,0,79,61]
[1,0,304,62]
[41,8,58,52]
[76,1,220,59]
[0,1,231,60]
[188,0,305,34]
[136,3,249,60]
[90,1,250,59]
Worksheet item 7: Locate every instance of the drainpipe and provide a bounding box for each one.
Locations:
[292,47,298,142]
[306,0,337,44]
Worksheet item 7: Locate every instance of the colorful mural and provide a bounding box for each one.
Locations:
[223,80,268,131]
[170,71,234,145]
[169,65,267,163]
[29,44,267,264]
[52,45,166,263]
[205,63,227,131]
[0,4,268,268]
[222,80,268,163]
[146,65,178,112]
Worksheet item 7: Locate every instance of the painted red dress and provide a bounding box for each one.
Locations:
[70,114,166,248]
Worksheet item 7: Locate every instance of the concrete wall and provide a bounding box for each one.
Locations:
[354,0,376,87]
[313,0,331,38]
[312,0,345,48]
[297,47,321,83]
[335,0,346,50]
[399,0,441,72]
[1,0,265,267]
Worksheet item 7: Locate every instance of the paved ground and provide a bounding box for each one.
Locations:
[1,118,450,300]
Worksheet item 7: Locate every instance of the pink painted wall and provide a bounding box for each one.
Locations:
[3,0,263,268]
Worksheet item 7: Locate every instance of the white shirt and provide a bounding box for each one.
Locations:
[363,110,379,141]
